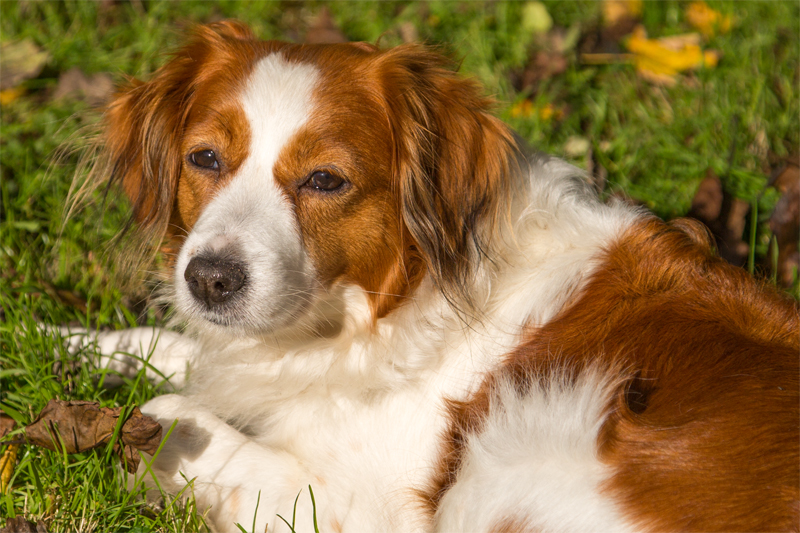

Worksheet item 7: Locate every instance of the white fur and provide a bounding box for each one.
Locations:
[88,53,647,532]
[434,369,637,532]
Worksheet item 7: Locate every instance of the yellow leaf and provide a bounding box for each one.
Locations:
[510,100,534,118]
[0,87,25,105]
[0,443,19,493]
[510,101,564,122]
[626,26,719,85]
[539,103,555,121]
[703,50,720,68]
[686,1,733,37]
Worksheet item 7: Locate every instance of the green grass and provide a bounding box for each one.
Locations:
[1,1,798,531]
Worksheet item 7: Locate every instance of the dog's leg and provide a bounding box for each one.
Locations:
[136,394,327,533]
[55,326,195,390]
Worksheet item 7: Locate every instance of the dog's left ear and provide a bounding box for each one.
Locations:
[376,45,519,305]
[103,21,257,241]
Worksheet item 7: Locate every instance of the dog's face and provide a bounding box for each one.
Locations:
[104,22,515,334]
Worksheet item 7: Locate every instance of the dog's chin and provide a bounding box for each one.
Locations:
[176,289,317,340]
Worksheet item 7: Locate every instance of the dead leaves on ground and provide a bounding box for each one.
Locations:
[683,159,800,288]
[52,67,114,107]
[687,170,750,266]
[0,39,49,104]
[0,400,162,498]
[0,39,113,107]
[0,517,48,533]
[768,158,800,287]
[581,0,726,87]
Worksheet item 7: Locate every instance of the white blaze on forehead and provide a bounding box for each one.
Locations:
[240,52,320,174]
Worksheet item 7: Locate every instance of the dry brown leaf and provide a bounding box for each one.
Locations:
[398,22,418,43]
[52,67,114,107]
[0,517,48,533]
[305,7,348,44]
[518,50,568,91]
[769,161,800,287]
[24,400,162,474]
[0,414,15,440]
[687,170,750,266]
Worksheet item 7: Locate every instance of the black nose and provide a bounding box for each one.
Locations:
[184,255,247,307]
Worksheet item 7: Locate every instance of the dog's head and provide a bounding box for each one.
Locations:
[103,21,517,334]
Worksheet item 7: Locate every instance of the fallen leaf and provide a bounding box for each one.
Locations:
[514,25,575,94]
[0,87,25,106]
[626,26,720,86]
[0,39,49,91]
[769,160,800,287]
[24,400,162,474]
[686,1,733,38]
[687,169,750,266]
[398,22,418,43]
[516,49,568,92]
[0,412,18,493]
[52,67,114,107]
[0,444,19,493]
[0,517,48,533]
[305,7,347,44]
[521,2,553,36]
[0,413,15,440]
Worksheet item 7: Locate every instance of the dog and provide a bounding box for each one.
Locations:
[70,21,798,532]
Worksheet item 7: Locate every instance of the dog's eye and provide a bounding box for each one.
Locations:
[190,149,220,170]
[307,170,345,191]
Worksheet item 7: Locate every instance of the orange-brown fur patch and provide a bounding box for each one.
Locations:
[426,217,799,531]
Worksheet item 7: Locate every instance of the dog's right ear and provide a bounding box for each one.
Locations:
[103,21,255,240]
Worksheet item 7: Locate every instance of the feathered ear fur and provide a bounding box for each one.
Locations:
[376,45,519,308]
[102,21,256,247]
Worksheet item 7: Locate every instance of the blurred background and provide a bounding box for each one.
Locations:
[0,2,798,531]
